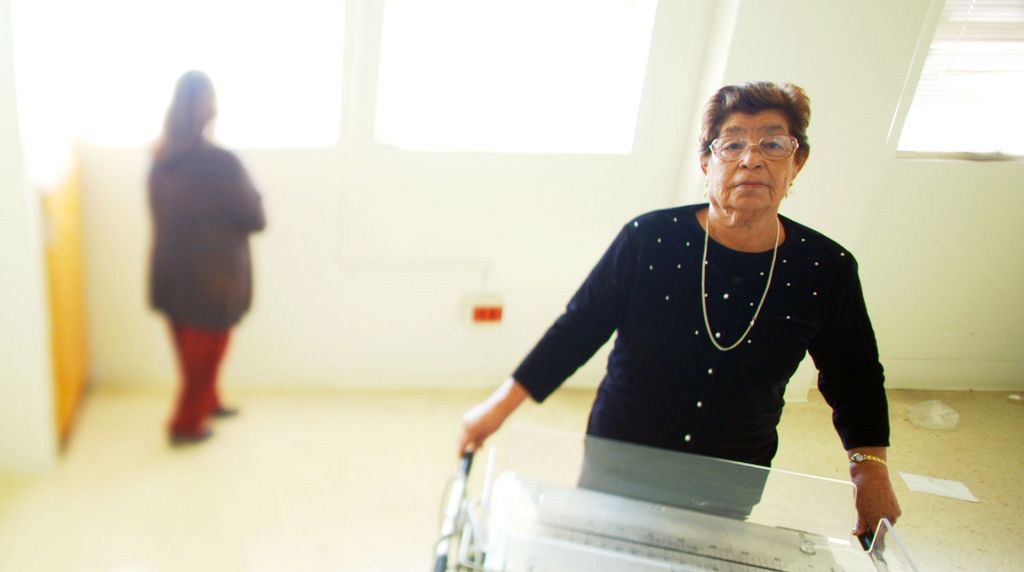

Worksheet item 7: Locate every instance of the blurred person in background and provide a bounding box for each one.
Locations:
[148,70,266,446]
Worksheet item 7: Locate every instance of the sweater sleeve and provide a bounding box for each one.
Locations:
[808,255,890,450]
[212,150,266,232]
[513,223,639,402]
[149,148,266,233]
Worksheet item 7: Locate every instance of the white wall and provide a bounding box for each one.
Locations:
[0,0,57,475]
[867,159,1024,388]
[77,0,1023,397]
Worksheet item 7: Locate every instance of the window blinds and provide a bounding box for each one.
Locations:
[898,0,1024,155]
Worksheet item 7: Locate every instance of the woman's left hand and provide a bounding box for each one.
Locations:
[851,461,902,536]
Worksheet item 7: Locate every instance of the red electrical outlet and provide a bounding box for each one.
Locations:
[472,305,503,322]
[464,293,504,324]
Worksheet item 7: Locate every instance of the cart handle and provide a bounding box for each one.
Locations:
[433,451,474,572]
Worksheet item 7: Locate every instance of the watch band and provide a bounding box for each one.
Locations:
[849,452,887,466]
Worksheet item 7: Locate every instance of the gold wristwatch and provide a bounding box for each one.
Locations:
[849,452,887,466]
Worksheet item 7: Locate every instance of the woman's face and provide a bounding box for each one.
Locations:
[700,110,806,215]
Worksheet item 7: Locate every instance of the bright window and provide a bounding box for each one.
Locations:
[13,0,345,148]
[374,0,659,154]
[898,0,1024,156]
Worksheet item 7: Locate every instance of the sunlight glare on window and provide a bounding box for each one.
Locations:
[31,0,345,147]
[374,0,659,154]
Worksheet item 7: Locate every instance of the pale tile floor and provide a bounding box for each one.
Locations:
[0,386,1021,571]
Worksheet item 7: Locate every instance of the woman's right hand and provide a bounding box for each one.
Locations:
[457,378,529,456]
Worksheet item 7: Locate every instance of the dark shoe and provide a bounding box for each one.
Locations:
[169,429,213,447]
[212,406,240,419]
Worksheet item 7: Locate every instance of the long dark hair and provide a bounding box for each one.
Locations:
[153,70,216,165]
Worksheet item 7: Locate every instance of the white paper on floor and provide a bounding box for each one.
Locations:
[900,472,979,502]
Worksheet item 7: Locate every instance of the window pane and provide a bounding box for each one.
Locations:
[897,0,1024,155]
[16,0,345,148]
[374,0,659,154]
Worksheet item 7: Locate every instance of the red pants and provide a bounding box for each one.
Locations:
[168,322,231,435]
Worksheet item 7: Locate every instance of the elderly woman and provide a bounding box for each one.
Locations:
[149,71,266,445]
[458,81,900,537]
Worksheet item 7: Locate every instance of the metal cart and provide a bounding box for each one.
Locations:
[435,426,918,571]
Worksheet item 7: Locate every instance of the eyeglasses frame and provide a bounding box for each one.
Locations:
[708,135,800,162]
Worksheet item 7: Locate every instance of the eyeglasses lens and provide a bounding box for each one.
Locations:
[713,136,795,161]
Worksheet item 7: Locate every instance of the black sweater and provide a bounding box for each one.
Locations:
[514,204,889,466]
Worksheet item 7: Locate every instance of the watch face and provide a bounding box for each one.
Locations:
[851,454,864,462]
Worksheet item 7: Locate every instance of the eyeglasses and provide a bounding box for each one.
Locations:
[709,135,799,162]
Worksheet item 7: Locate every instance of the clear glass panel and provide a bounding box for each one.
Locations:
[866,518,921,572]
[457,425,918,571]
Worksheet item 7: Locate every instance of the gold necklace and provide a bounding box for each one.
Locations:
[700,217,780,352]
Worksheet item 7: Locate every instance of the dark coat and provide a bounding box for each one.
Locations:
[148,144,266,330]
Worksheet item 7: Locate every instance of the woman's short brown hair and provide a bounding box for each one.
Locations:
[699,81,810,164]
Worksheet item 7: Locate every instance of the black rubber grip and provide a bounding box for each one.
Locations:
[857,531,874,551]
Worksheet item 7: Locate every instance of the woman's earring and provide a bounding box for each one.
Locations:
[703,179,709,198]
